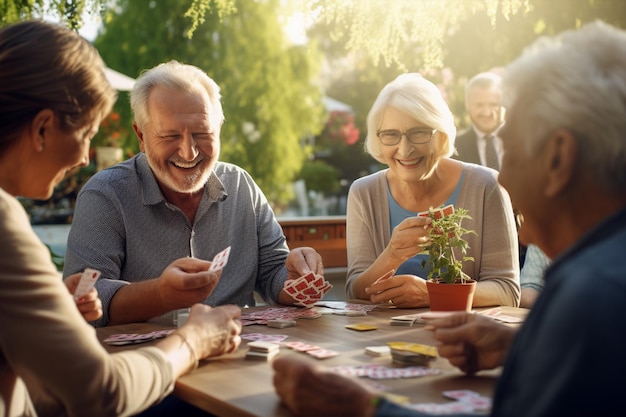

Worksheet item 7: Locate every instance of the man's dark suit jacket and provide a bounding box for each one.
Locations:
[454,127,528,268]
[454,128,481,165]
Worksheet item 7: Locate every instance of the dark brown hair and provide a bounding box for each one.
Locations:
[0,20,116,155]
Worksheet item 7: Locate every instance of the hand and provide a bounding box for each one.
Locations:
[158,257,221,311]
[386,216,432,262]
[64,273,103,322]
[280,247,325,305]
[427,312,517,374]
[286,247,324,278]
[365,274,429,308]
[273,355,378,417]
[180,304,242,359]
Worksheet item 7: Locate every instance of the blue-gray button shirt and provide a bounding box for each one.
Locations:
[64,154,289,326]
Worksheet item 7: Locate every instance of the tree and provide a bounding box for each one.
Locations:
[1,0,106,29]
[93,0,324,207]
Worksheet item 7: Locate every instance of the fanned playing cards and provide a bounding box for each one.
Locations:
[283,272,333,308]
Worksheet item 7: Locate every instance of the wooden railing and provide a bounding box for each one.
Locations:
[278,216,347,268]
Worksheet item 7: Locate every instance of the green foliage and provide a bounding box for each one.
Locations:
[307,0,531,70]
[93,0,324,206]
[422,206,476,284]
[298,160,340,194]
[45,243,64,271]
[183,0,237,38]
[0,0,107,29]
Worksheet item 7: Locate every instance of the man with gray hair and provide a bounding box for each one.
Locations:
[273,20,626,416]
[64,60,324,327]
[455,71,504,170]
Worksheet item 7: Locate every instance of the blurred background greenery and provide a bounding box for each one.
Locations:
[5,0,626,220]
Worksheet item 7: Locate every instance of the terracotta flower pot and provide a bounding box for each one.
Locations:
[426,278,476,312]
[95,146,123,171]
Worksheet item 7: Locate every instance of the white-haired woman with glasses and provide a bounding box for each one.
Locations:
[345,73,520,308]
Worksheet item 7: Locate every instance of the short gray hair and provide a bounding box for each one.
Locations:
[503,20,626,193]
[130,60,224,130]
[364,73,456,163]
[465,72,502,103]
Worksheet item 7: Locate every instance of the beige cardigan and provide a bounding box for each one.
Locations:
[0,188,173,417]
[345,162,520,307]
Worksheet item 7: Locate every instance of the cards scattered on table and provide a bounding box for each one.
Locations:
[104,329,175,346]
[408,390,492,414]
[389,314,421,326]
[208,246,231,273]
[241,333,289,343]
[74,268,101,300]
[306,348,340,359]
[477,307,525,323]
[329,364,441,380]
[284,272,333,308]
[240,306,322,326]
[282,340,340,360]
[267,319,297,328]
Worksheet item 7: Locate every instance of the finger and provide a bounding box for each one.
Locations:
[426,312,472,330]
[177,270,221,290]
[63,273,82,292]
[174,257,213,273]
[293,247,321,274]
[315,261,324,276]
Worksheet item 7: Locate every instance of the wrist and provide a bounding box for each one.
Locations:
[175,331,199,373]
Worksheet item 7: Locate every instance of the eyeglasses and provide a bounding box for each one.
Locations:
[376,128,436,146]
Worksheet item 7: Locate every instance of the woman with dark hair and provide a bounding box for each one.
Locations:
[0,20,241,417]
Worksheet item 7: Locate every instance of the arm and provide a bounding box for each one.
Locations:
[519,244,550,308]
[428,312,517,374]
[63,272,103,322]
[273,355,378,417]
[345,175,433,307]
[155,303,242,380]
[107,258,221,325]
[345,175,398,300]
[1,197,172,416]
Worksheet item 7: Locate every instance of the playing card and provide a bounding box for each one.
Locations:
[345,323,377,332]
[372,269,395,285]
[208,246,231,273]
[267,319,297,328]
[285,272,333,308]
[365,346,391,357]
[241,333,288,343]
[247,340,280,353]
[283,341,320,352]
[306,348,339,359]
[73,268,101,300]
[245,349,280,361]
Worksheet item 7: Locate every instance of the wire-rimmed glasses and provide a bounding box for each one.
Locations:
[377,128,436,146]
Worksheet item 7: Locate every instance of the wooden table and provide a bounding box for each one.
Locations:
[97,305,527,417]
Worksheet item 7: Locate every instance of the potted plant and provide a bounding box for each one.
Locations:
[91,111,128,171]
[421,204,477,311]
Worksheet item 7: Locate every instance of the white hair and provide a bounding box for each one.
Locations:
[364,73,456,163]
[503,20,626,193]
[130,60,224,130]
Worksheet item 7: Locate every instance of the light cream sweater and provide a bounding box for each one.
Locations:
[345,163,520,307]
[0,188,173,417]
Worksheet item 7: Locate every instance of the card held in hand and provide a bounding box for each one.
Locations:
[209,246,231,273]
[73,268,101,300]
